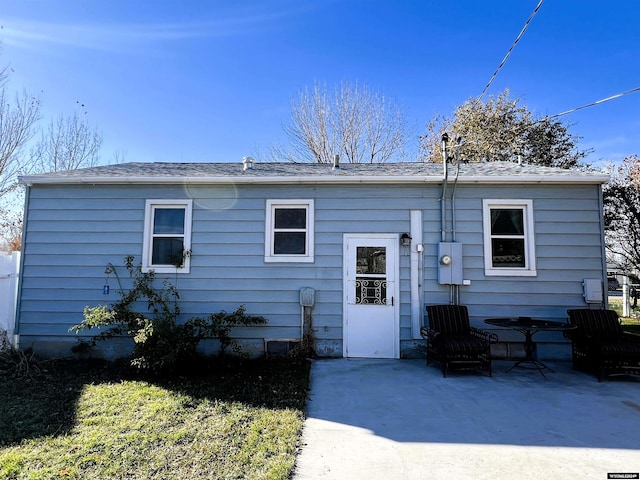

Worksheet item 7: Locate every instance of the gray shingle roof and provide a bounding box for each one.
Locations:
[19,161,609,185]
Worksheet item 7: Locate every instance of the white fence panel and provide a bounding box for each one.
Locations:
[0,251,20,344]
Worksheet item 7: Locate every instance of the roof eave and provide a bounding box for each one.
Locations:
[457,174,610,184]
[18,173,610,186]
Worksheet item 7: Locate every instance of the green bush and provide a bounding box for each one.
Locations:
[71,256,267,372]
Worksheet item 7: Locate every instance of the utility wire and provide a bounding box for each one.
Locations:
[549,86,640,118]
[479,0,544,99]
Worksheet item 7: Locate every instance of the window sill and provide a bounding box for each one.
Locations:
[142,265,191,274]
[484,269,537,277]
[264,256,314,263]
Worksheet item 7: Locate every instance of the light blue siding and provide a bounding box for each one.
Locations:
[422,185,605,355]
[17,181,605,359]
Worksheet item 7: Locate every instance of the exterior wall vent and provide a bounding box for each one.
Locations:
[265,339,300,356]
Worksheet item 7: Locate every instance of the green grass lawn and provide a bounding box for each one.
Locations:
[0,356,310,480]
[608,296,640,333]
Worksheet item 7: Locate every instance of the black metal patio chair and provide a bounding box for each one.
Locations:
[566,308,640,381]
[420,304,497,377]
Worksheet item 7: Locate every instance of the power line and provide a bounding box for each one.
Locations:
[479,0,545,99]
[549,86,640,118]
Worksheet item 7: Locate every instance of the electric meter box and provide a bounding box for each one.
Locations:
[438,242,463,285]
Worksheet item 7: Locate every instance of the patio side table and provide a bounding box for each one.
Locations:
[484,317,576,378]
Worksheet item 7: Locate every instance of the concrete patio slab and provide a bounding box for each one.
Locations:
[293,358,640,480]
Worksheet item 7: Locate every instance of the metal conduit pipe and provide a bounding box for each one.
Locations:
[440,133,449,243]
[450,138,463,305]
[450,137,462,242]
[440,134,455,304]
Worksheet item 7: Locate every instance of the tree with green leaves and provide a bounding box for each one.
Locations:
[603,155,640,275]
[272,81,410,164]
[421,89,589,168]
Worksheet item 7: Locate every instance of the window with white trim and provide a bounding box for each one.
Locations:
[265,199,314,263]
[142,199,193,273]
[482,199,536,276]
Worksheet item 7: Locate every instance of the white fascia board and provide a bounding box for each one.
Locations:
[454,174,610,185]
[18,175,439,185]
[18,173,610,186]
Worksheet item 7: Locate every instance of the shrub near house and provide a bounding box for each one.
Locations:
[71,256,266,372]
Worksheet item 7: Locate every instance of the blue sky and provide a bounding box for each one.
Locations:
[1,0,639,168]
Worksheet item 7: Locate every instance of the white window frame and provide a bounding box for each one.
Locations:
[482,199,536,277]
[265,199,315,263]
[142,199,193,274]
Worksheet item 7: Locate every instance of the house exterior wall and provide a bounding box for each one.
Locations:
[426,184,605,360]
[16,181,605,360]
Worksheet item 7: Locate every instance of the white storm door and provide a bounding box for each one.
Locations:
[343,234,399,358]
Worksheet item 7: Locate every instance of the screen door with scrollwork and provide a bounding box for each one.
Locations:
[343,234,399,358]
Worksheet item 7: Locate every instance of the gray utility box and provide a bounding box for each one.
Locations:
[300,287,315,307]
[438,242,463,285]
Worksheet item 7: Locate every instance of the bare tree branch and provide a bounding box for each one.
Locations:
[0,59,108,249]
[0,86,41,198]
[274,81,409,163]
[31,112,103,172]
[0,208,22,251]
[604,155,640,274]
